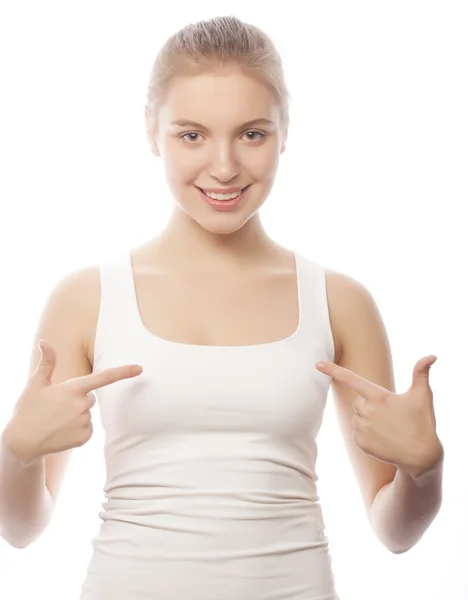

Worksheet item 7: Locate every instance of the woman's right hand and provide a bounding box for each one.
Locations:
[2,340,143,464]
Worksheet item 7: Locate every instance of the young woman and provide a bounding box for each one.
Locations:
[0,15,444,600]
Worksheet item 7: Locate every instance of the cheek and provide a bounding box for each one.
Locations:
[164,144,201,182]
[247,146,280,178]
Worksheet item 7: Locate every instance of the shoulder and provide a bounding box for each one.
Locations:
[323,267,381,364]
[50,264,101,296]
[324,267,375,308]
[46,265,101,365]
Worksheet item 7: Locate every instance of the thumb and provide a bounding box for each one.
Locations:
[411,355,437,389]
[33,339,57,386]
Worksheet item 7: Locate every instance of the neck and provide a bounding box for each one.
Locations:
[147,207,280,271]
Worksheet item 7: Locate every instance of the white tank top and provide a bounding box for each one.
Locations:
[78,249,339,600]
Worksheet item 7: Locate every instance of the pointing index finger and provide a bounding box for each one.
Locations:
[69,365,143,393]
[316,361,388,400]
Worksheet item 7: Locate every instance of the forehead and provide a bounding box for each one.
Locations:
[159,70,280,126]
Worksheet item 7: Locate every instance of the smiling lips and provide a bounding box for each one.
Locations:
[197,186,249,211]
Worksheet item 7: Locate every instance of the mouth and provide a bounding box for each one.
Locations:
[196,185,250,211]
[195,185,250,200]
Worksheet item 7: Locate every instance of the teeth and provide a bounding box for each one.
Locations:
[204,190,242,201]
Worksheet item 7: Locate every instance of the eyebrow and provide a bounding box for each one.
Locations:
[170,118,275,131]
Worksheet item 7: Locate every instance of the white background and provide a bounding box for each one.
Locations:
[0,1,466,598]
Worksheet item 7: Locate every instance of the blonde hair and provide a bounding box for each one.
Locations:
[145,15,291,149]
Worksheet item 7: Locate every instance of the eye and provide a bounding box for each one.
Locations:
[244,130,266,141]
[180,132,202,143]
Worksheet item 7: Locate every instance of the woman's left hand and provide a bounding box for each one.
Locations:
[316,355,444,478]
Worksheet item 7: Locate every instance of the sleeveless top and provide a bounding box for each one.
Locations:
[78,249,340,600]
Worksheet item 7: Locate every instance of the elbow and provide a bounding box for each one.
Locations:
[370,515,418,555]
[0,511,51,550]
[372,522,423,555]
[1,527,46,550]
[8,538,32,550]
[1,528,31,549]
[374,533,412,555]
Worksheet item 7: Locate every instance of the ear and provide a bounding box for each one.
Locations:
[280,129,288,154]
[144,107,161,157]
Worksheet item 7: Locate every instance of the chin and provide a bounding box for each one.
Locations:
[194,214,253,235]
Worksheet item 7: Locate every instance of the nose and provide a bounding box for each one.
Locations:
[208,142,240,183]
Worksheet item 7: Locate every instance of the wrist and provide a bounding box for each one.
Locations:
[398,437,444,481]
[1,422,43,466]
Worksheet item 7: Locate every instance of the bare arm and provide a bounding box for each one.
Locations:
[0,268,96,548]
[326,270,398,517]
[324,270,443,553]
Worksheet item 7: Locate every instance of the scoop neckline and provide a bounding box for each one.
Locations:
[127,249,302,350]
